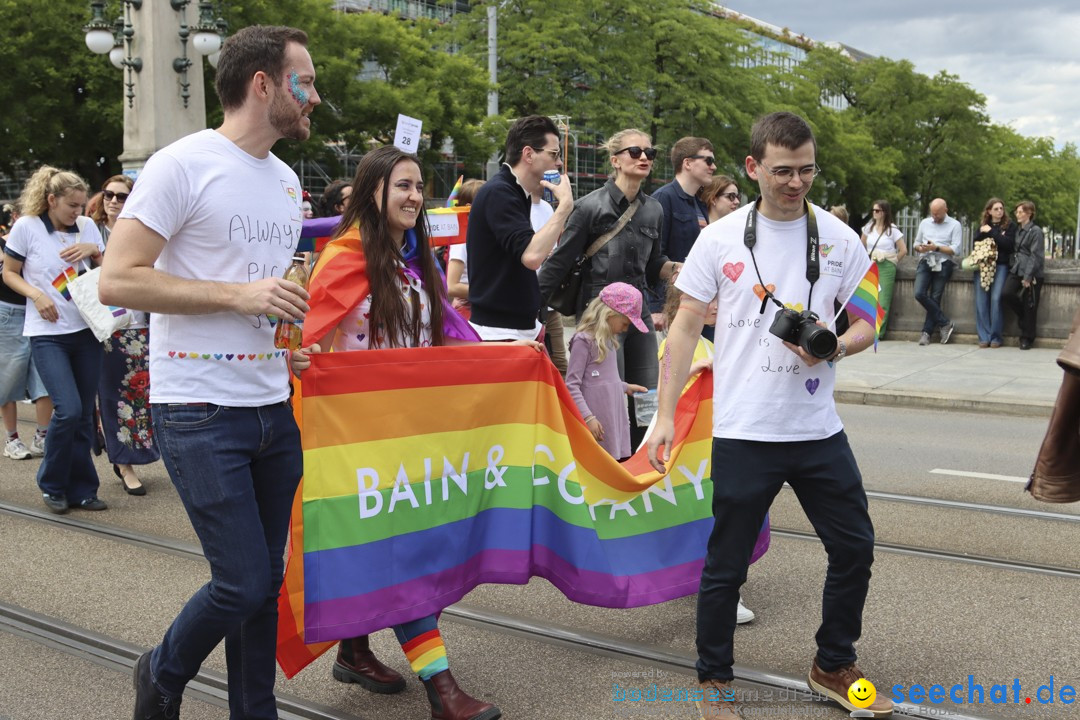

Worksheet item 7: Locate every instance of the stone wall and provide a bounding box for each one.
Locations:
[883,259,1080,347]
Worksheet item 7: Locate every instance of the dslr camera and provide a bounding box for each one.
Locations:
[769,307,838,359]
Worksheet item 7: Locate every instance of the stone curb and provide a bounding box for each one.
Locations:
[834,388,1054,418]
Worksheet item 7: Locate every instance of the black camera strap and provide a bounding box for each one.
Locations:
[742,196,820,315]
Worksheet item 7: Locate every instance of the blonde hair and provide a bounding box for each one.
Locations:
[18,166,88,217]
[603,128,651,179]
[829,205,849,224]
[575,295,622,363]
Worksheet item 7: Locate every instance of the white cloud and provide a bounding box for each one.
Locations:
[718,2,1080,147]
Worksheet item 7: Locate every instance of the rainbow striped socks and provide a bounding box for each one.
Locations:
[400,628,448,681]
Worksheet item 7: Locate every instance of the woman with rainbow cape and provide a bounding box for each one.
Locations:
[290,146,533,720]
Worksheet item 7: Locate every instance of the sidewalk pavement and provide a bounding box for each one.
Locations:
[835,338,1064,417]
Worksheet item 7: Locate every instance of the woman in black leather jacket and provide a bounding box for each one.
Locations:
[539,128,679,445]
[1003,200,1045,349]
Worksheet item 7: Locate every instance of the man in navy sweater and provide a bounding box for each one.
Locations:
[466,115,574,341]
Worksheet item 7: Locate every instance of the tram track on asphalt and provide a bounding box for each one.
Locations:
[0,498,1043,720]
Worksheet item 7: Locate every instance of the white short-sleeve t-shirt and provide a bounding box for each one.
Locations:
[119,129,304,406]
[5,215,104,337]
[676,203,870,441]
[448,242,468,285]
[861,222,904,256]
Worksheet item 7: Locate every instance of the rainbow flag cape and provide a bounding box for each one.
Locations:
[844,262,885,349]
[276,347,770,678]
[446,175,464,207]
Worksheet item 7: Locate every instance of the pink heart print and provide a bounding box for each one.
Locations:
[805,378,820,395]
[722,262,744,283]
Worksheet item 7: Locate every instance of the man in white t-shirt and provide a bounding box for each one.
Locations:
[100,26,318,720]
[647,112,892,720]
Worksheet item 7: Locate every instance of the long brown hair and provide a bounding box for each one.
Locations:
[335,146,445,348]
[92,175,133,225]
[981,197,1012,230]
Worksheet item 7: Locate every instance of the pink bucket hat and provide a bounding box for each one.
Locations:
[599,282,648,333]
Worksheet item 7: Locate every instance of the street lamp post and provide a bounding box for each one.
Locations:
[83,1,225,176]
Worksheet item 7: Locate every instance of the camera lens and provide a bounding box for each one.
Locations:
[800,324,838,359]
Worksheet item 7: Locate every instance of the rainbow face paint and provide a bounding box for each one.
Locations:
[288,71,309,106]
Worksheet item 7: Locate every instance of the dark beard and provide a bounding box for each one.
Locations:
[269,93,309,141]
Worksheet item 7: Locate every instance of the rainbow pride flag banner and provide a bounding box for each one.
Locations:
[276,346,769,677]
[843,262,885,349]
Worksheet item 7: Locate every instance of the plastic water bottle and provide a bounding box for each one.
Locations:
[273,254,309,350]
[542,170,561,204]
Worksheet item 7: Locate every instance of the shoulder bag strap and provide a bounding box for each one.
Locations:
[868,226,886,255]
[584,198,640,259]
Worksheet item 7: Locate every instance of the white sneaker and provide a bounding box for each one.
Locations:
[3,437,31,460]
[28,434,45,457]
[736,597,755,625]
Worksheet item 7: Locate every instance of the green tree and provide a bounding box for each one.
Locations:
[0,0,123,186]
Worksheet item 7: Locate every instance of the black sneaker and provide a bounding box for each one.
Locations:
[42,492,68,514]
[133,651,182,719]
[71,496,108,511]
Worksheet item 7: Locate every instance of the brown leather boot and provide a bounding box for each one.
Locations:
[422,669,501,720]
[332,635,407,694]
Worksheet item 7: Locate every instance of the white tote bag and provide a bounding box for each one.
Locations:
[68,259,136,342]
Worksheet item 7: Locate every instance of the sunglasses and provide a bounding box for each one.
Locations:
[720,192,739,202]
[690,154,716,166]
[103,190,130,202]
[615,146,658,161]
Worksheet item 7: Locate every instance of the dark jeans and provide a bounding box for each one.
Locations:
[1002,274,1042,343]
[149,401,302,718]
[913,259,955,334]
[615,313,658,450]
[30,329,103,502]
[697,432,875,682]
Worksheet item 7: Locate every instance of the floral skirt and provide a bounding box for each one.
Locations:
[99,328,159,465]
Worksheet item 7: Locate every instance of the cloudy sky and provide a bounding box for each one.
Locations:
[718,1,1080,148]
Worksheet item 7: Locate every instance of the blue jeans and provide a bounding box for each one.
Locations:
[696,432,874,682]
[973,264,1009,344]
[913,259,955,334]
[29,329,103,502]
[149,401,302,719]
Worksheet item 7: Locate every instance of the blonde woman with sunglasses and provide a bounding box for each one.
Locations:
[539,128,679,449]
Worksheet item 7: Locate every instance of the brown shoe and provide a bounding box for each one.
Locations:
[696,679,743,719]
[808,658,893,717]
[332,635,407,694]
[422,669,501,720]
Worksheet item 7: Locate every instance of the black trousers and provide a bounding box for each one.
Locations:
[1002,274,1042,343]
[696,431,875,682]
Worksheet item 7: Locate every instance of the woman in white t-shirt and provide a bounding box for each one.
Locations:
[445,179,485,321]
[1,166,107,513]
[860,199,906,338]
[293,147,535,720]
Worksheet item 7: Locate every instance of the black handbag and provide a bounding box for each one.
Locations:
[548,256,586,316]
[546,199,640,316]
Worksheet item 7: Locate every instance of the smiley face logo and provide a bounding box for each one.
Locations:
[847,678,876,709]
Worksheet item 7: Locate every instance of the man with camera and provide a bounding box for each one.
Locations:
[647,112,891,720]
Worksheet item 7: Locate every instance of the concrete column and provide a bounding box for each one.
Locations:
[118,1,207,174]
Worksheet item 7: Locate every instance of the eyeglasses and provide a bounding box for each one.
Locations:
[615,146,658,161]
[757,161,820,183]
[532,147,561,159]
[720,192,739,202]
[103,190,130,202]
[690,155,716,166]
[872,207,882,213]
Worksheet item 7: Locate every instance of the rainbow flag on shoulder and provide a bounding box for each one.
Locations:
[276,347,769,677]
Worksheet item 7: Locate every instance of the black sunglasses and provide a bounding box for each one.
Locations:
[690,154,716,166]
[103,190,130,202]
[615,146,658,161]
